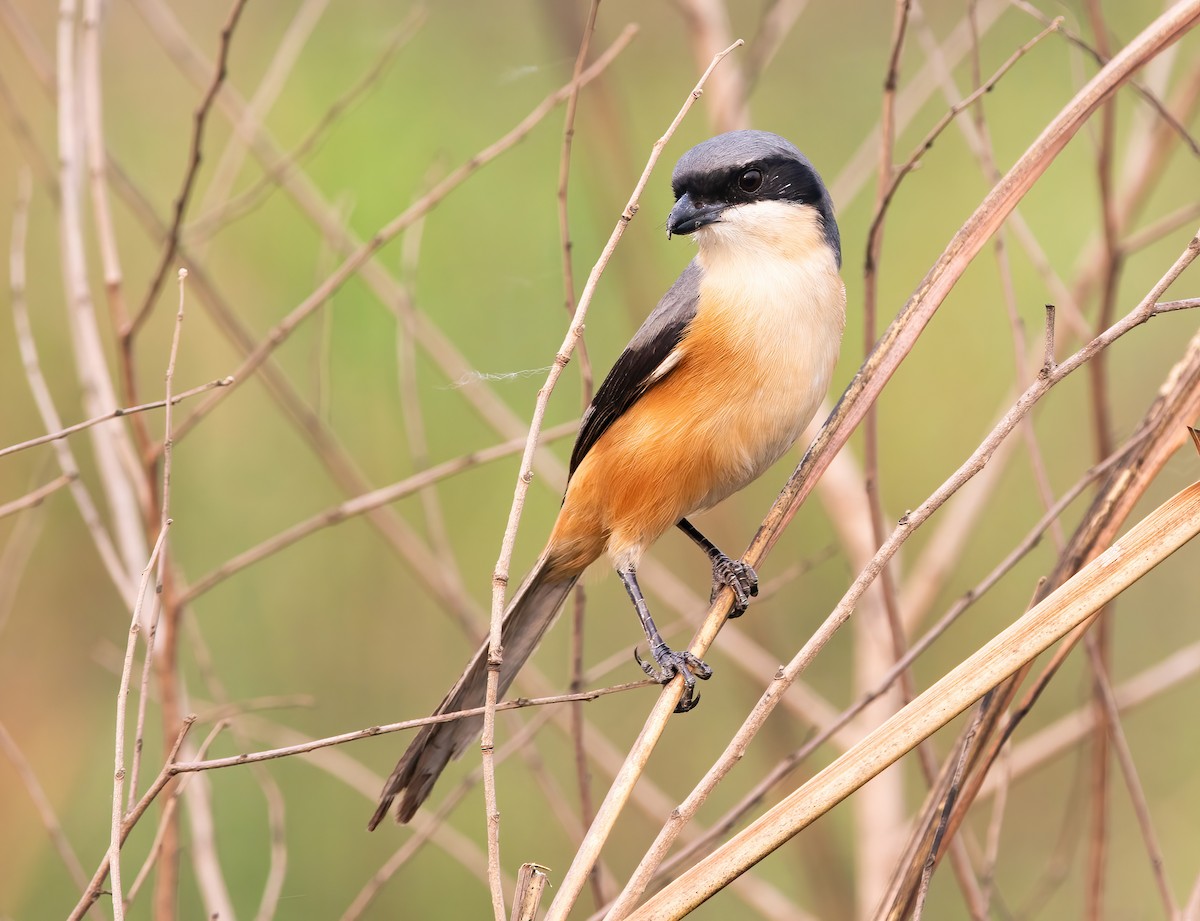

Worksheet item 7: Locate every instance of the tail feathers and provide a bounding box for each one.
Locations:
[368,558,579,829]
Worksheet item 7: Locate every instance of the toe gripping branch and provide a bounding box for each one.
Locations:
[619,567,712,713]
[677,518,759,616]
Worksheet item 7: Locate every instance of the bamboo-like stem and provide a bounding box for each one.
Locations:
[628,479,1200,919]
[9,168,134,605]
[81,0,148,473]
[510,864,552,921]
[55,0,148,585]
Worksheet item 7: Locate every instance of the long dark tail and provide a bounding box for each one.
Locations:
[368,557,579,828]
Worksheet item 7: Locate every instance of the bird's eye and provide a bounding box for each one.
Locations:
[738,168,763,193]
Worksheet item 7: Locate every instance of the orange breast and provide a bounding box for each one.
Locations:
[545,209,845,579]
[546,309,795,576]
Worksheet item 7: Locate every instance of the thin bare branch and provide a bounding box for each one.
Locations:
[859,2,924,910]
[108,523,171,920]
[557,0,599,406]
[195,0,333,228]
[912,703,986,921]
[178,420,577,605]
[126,269,188,812]
[977,640,1200,798]
[1084,640,1180,917]
[0,377,233,460]
[557,3,604,907]
[1155,297,1200,313]
[128,0,249,336]
[1010,0,1200,157]
[69,717,195,921]
[170,681,652,774]
[866,16,1062,256]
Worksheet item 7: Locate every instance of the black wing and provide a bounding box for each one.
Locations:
[568,260,702,478]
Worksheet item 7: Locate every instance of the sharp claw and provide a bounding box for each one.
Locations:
[674,692,700,714]
[633,647,659,680]
[634,643,712,714]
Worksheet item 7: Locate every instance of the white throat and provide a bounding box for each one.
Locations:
[685,199,847,508]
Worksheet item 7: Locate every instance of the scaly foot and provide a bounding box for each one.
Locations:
[634,644,713,712]
[710,553,758,617]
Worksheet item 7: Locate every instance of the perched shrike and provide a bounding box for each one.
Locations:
[370,130,846,828]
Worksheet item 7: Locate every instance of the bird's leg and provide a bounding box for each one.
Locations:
[677,518,758,617]
[617,566,711,713]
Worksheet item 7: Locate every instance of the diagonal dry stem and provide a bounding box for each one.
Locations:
[170,25,638,446]
[879,283,1200,920]
[629,478,1200,919]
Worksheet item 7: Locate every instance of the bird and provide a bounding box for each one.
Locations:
[368,129,846,829]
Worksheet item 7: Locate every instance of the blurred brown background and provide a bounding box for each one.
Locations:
[1,1,1199,918]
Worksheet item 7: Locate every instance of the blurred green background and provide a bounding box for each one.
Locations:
[2,1,1199,918]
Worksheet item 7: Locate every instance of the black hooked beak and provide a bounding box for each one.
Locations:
[667,193,727,238]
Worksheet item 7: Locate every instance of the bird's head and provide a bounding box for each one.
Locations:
[667,130,841,268]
